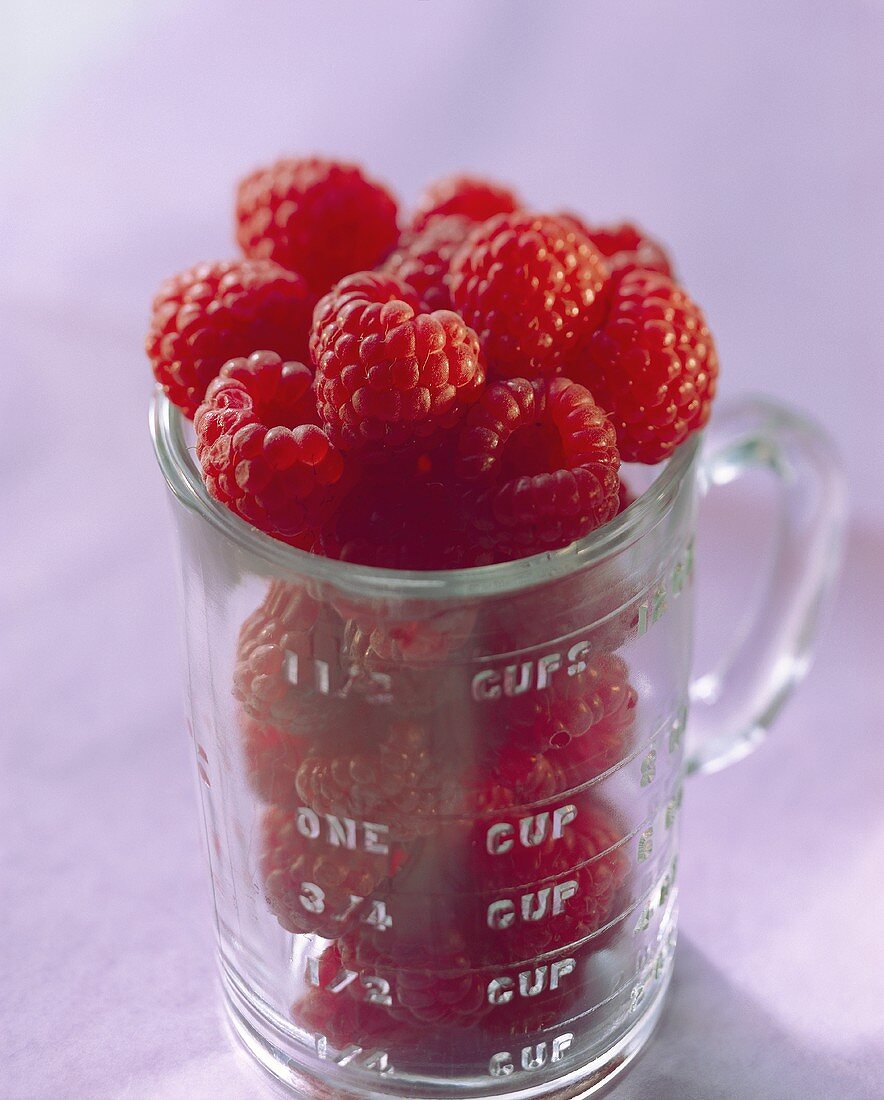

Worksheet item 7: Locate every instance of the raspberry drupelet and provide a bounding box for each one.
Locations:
[449,213,609,378]
[576,269,719,463]
[194,351,345,546]
[146,259,315,418]
[410,174,520,232]
[235,156,399,295]
[466,745,569,814]
[456,377,621,560]
[310,272,486,454]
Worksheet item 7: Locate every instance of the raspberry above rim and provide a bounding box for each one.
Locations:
[449,212,609,379]
[146,259,315,418]
[456,377,621,559]
[410,174,520,233]
[153,389,702,590]
[194,351,345,546]
[235,156,399,295]
[310,271,486,454]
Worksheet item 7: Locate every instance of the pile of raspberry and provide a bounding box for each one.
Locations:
[147,156,719,566]
[147,157,704,1048]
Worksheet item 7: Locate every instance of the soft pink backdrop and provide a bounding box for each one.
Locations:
[2,3,882,1098]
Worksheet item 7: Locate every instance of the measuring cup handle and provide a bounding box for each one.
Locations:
[685,396,847,775]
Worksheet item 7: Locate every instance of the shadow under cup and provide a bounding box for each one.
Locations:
[150,391,843,1100]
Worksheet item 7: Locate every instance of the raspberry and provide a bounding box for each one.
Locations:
[332,596,479,676]
[474,801,629,959]
[362,606,478,664]
[194,352,345,545]
[260,805,404,938]
[235,157,399,295]
[341,621,456,716]
[380,215,472,311]
[449,213,609,378]
[554,675,638,784]
[465,746,568,816]
[558,215,673,278]
[293,988,402,1052]
[340,926,490,1027]
[233,580,343,733]
[146,259,315,418]
[310,272,485,454]
[294,947,426,1064]
[411,174,520,232]
[295,720,456,839]
[476,653,635,761]
[241,715,306,804]
[474,559,642,667]
[576,270,719,463]
[456,377,621,559]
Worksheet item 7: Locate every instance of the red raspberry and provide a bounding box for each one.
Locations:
[362,608,478,664]
[332,596,479,674]
[233,580,344,733]
[460,746,568,822]
[194,352,345,545]
[340,602,477,668]
[380,215,472,311]
[411,174,520,232]
[449,213,609,378]
[336,922,584,1041]
[577,270,719,463]
[260,805,405,938]
[241,715,306,804]
[474,801,629,960]
[340,926,490,1027]
[456,377,621,559]
[295,720,456,840]
[146,259,315,418]
[477,653,635,762]
[558,215,674,278]
[294,947,424,1063]
[293,988,404,1052]
[310,272,485,454]
[235,157,399,295]
[474,559,642,670]
[554,675,638,784]
[341,621,458,716]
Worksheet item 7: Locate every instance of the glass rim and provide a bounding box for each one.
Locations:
[150,390,700,599]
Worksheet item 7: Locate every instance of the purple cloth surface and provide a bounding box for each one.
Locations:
[2,3,882,1098]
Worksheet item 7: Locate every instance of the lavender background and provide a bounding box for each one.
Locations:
[2,3,882,1098]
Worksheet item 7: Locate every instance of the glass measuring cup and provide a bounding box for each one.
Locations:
[151,393,845,1099]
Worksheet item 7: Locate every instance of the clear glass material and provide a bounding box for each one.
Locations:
[151,392,845,1100]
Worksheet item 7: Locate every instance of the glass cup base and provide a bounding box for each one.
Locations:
[221,952,672,1100]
